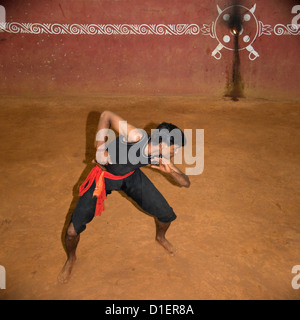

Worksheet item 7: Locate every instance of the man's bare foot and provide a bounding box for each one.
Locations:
[156,236,176,256]
[58,258,76,284]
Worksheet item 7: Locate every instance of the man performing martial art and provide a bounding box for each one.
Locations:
[59,111,190,283]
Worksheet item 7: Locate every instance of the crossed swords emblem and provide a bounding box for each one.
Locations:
[210,4,260,61]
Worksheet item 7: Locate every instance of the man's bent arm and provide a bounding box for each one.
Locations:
[151,159,190,188]
[169,166,191,188]
[95,110,142,148]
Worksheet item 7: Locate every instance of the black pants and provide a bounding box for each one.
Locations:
[71,169,177,234]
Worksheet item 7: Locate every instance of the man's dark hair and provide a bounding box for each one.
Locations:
[150,122,186,147]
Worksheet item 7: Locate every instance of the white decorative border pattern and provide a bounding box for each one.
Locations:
[274,24,300,35]
[0,23,201,35]
[1,22,299,36]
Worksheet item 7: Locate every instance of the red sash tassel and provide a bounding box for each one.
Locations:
[79,166,134,216]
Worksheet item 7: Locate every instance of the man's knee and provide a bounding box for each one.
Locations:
[67,223,78,238]
[157,210,177,224]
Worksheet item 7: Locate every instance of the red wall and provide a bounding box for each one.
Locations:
[0,0,299,99]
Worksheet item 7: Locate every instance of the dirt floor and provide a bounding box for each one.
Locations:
[0,94,299,300]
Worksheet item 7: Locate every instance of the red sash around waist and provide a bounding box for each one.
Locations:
[79,166,134,216]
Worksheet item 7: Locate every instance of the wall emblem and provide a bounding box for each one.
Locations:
[202,4,300,61]
[211,4,259,60]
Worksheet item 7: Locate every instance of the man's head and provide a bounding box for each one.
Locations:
[149,122,186,159]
